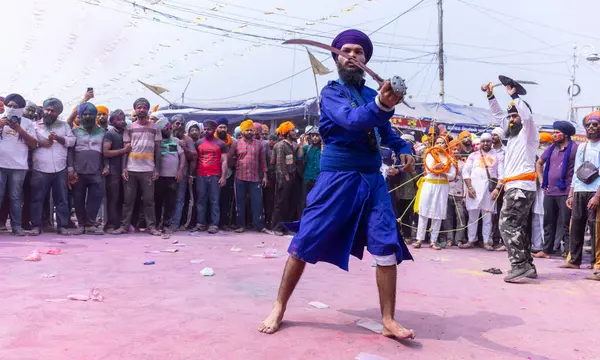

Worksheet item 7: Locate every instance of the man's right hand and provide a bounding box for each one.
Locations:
[566,197,573,210]
[122,169,129,182]
[0,118,9,128]
[481,82,494,97]
[467,186,477,199]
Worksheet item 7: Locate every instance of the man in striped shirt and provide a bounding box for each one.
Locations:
[114,98,163,236]
[228,120,268,233]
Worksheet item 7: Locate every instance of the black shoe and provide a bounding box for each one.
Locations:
[12,228,26,237]
[504,266,536,283]
[29,227,41,236]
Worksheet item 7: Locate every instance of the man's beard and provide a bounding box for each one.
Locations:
[507,123,523,137]
[82,118,95,129]
[337,62,365,87]
[217,131,227,140]
[243,132,254,140]
[43,114,56,126]
[587,131,600,140]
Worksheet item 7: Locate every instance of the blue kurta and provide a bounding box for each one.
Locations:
[286,79,414,271]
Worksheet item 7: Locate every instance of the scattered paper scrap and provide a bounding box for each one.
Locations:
[24,251,41,261]
[161,248,179,253]
[143,245,151,248]
[46,248,61,255]
[45,298,67,302]
[355,353,389,360]
[174,244,186,247]
[255,242,265,248]
[230,246,242,252]
[264,249,278,258]
[309,301,329,309]
[68,294,91,301]
[144,261,155,265]
[190,259,204,264]
[41,273,56,278]
[145,250,160,254]
[200,267,214,276]
[172,239,179,244]
[357,318,383,334]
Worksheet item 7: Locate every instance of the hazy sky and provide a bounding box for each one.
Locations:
[2,0,599,120]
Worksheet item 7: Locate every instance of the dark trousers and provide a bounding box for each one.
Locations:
[121,171,156,229]
[31,169,69,229]
[262,175,276,229]
[0,168,26,230]
[300,180,316,215]
[155,176,178,229]
[73,173,105,227]
[272,175,297,232]
[568,191,596,266]
[219,175,236,228]
[235,179,264,230]
[442,195,467,243]
[543,195,571,254]
[394,198,416,240]
[105,174,124,230]
[196,175,220,226]
[499,188,536,270]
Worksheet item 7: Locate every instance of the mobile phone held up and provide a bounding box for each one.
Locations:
[87,87,93,92]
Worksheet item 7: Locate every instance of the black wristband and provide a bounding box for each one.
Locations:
[487,94,495,100]
[510,93,519,100]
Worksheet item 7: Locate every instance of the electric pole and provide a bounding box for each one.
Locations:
[437,0,445,104]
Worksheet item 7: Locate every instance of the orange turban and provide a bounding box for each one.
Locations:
[261,124,269,133]
[539,132,553,144]
[276,121,295,135]
[96,105,109,115]
[240,120,254,132]
[458,131,471,141]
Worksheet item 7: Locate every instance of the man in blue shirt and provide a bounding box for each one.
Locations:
[258,29,416,339]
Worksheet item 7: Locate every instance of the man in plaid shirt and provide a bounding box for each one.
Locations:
[228,120,268,233]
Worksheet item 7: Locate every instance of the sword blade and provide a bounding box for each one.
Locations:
[282,39,385,85]
[493,80,538,87]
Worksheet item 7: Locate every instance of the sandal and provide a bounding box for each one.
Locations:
[447,241,454,247]
[412,241,422,249]
[483,244,495,251]
[459,242,475,249]
[431,243,442,250]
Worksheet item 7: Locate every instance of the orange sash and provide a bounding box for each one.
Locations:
[504,171,536,184]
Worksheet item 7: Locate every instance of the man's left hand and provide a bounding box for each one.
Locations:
[0,118,9,128]
[506,85,517,96]
[399,154,415,173]
[152,170,159,181]
[491,189,499,201]
[388,167,400,177]
[262,177,268,188]
[7,122,21,131]
[588,195,600,210]
[219,176,226,188]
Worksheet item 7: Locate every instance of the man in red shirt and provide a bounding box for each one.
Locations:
[191,120,227,234]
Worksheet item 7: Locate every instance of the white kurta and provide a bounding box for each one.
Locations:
[462,150,504,213]
[488,97,538,192]
[418,153,457,220]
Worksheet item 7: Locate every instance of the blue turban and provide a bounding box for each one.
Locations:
[553,121,576,137]
[78,102,98,118]
[234,126,241,138]
[331,29,373,64]
[216,117,228,126]
[133,97,150,109]
[43,98,64,115]
[3,93,26,108]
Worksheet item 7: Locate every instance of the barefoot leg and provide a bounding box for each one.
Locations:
[258,255,306,334]
[376,264,416,340]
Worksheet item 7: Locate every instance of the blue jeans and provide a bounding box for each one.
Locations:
[73,173,105,227]
[196,175,221,226]
[0,168,27,231]
[235,179,264,230]
[31,169,70,229]
[171,169,188,228]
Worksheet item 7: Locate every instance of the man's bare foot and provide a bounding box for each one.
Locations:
[258,303,285,334]
[382,319,416,340]
[558,263,580,269]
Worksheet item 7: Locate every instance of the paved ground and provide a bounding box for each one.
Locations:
[1,231,598,360]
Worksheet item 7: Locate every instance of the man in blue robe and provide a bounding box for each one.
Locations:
[258,29,416,339]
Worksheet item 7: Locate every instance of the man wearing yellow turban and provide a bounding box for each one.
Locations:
[270,121,299,236]
[96,105,109,129]
[229,118,268,233]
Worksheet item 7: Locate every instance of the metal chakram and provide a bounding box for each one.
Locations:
[283,39,414,109]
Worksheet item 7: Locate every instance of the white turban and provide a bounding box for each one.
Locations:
[492,127,505,141]
[480,133,492,141]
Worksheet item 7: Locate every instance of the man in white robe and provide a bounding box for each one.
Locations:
[461,133,504,250]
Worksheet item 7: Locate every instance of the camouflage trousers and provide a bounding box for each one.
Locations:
[499,188,536,270]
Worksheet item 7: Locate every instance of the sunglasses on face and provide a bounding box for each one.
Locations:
[508,114,519,119]
[585,121,600,128]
